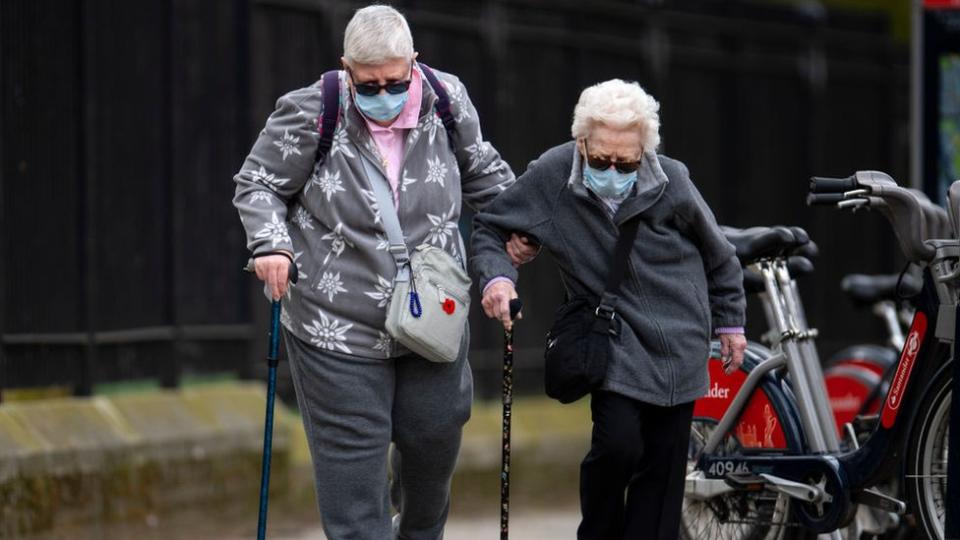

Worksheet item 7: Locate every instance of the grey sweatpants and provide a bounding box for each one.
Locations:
[283,328,473,540]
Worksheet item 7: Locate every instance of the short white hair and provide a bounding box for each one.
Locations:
[570,79,661,151]
[343,5,414,66]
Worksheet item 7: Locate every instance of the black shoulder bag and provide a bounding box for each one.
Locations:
[544,217,641,404]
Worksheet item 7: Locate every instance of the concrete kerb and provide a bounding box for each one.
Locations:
[0,384,292,537]
[0,383,590,537]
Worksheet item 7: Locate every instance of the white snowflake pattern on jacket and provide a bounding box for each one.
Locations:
[233,65,515,358]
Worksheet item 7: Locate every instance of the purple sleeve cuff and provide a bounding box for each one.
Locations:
[483,276,515,294]
[715,327,745,335]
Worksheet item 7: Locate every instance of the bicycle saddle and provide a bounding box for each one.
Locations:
[722,226,799,265]
[742,256,815,294]
[840,273,921,307]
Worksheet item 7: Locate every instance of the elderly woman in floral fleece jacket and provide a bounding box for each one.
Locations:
[232,6,532,540]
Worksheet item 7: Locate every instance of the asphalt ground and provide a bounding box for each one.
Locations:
[271,508,582,540]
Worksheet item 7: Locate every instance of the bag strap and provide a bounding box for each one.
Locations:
[418,63,457,150]
[360,155,411,282]
[315,70,342,164]
[314,63,459,278]
[316,64,457,164]
[595,218,641,320]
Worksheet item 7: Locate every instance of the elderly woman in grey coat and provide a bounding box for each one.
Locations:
[471,79,748,540]
[233,6,534,540]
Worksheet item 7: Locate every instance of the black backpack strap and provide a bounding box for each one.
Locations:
[418,63,457,150]
[315,70,341,164]
[317,64,453,160]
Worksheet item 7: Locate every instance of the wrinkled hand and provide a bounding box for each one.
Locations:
[719,333,747,375]
[254,253,292,300]
[506,234,539,268]
[482,281,521,331]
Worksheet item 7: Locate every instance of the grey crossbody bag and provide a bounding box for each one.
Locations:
[361,156,472,363]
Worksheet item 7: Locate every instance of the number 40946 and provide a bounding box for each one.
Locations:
[707,460,751,476]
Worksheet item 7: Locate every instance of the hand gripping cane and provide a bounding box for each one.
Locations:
[244,258,298,540]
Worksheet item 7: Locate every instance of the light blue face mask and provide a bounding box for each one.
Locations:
[583,163,637,199]
[355,91,409,123]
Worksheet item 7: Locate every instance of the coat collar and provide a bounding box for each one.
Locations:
[567,143,669,225]
[341,64,440,176]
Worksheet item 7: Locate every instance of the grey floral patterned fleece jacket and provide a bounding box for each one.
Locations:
[233,66,515,359]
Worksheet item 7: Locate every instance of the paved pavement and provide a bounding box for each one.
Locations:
[274,509,582,540]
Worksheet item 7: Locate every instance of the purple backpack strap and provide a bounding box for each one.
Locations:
[418,63,457,150]
[315,70,341,164]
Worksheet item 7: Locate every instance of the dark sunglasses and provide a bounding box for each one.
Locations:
[584,142,642,173]
[348,70,412,97]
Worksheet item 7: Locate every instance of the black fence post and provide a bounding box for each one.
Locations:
[76,0,95,398]
[0,0,6,405]
[236,0,259,384]
[160,0,181,390]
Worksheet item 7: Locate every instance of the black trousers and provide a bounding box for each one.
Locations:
[577,391,695,540]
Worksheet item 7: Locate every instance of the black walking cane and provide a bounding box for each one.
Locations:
[244,258,298,540]
[501,298,523,540]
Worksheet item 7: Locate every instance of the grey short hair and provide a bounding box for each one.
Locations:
[343,5,414,66]
[570,79,661,151]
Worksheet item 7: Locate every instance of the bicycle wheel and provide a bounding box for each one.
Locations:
[904,362,952,540]
[681,418,799,540]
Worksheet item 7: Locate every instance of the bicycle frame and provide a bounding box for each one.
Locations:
[840,253,956,489]
[773,258,843,451]
[747,253,915,443]
[689,172,958,535]
[692,261,953,533]
[700,258,839,456]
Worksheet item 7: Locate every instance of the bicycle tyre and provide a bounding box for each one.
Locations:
[904,359,952,540]
[680,418,804,540]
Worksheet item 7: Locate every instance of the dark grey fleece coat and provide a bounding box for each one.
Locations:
[470,141,746,406]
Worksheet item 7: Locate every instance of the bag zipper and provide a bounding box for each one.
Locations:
[435,283,468,306]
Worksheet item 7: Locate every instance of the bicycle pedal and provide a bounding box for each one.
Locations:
[724,472,766,490]
[852,488,906,514]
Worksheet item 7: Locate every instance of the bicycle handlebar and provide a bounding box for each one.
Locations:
[807,170,937,263]
[806,193,845,206]
[809,176,856,194]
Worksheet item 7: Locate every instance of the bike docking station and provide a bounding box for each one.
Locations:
[682,172,956,539]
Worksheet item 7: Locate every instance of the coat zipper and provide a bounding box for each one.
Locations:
[580,181,677,404]
[575,186,619,231]
[626,256,675,404]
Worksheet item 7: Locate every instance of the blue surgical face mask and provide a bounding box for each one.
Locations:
[583,163,637,198]
[355,91,409,123]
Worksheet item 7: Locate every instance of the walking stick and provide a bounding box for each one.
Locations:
[244,258,298,540]
[501,298,523,540]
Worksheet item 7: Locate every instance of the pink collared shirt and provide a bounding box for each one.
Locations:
[362,65,423,208]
